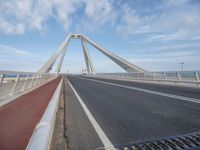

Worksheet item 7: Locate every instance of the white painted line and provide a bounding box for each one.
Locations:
[67,79,115,150]
[81,77,200,104]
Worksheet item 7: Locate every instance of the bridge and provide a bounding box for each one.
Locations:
[0,33,200,150]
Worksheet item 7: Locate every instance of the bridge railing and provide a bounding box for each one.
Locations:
[95,71,200,87]
[0,71,57,100]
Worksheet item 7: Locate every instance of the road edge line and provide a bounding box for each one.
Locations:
[67,78,115,150]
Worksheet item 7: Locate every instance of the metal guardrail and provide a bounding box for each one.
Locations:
[95,71,200,87]
[26,78,63,150]
[0,71,57,99]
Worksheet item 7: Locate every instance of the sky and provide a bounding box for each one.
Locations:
[0,0,200,73]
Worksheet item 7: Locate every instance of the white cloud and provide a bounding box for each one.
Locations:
[127,53,200,71]
[0,44,30,56]
[85,0,114,25]
[0,44,44,71]
[135,43,200,53]
[116,0,200,41]
[0,0,115,34]
[2,0,199,41]
[116,3,141,35]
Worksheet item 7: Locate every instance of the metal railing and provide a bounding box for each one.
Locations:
[94,71,200,87]
[0,71,57,100]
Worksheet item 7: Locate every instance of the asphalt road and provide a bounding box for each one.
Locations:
[66,76,200,149]
[64,78,103,150]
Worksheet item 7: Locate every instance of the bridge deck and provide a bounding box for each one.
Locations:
[0,77,61,150]
[66,76,200,149]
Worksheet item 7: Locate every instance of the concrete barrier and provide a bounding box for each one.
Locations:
[26,78,63,150]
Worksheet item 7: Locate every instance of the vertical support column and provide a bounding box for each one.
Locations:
[38,33,72,73]
[81,34,145,73]
[81,38,95,75]
[81,41,90,74]
[56,36,71,73]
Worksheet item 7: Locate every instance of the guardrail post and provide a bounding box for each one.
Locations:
[46,75,50,82]
[143,72,146,79]
[195,72,199,82]
[195,72,200,86]
[45,74,48,82]
[37,74,41,86]
[21,74,30,92]
[177,72,181,81]
[42,74,46,83]
[152,72,155,79]
[29,74,36,88]
[38,74,43,85]
[10,74,20,95]
[0,74,5,84]
[163,72,167,80]
[33,74,39,86]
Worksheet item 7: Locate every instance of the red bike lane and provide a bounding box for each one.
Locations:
[0,77,61,150]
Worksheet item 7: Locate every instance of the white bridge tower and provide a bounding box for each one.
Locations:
[38,33,145,74]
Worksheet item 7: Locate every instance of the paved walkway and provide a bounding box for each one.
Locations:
[0,77,61,150]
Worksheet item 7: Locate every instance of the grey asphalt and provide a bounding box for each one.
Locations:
[64,78,103,150]
[84,76,200,99]
[66,76,200,148]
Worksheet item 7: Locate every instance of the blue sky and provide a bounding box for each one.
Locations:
[0,0,200,73]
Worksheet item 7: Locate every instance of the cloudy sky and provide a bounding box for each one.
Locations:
[0,0,200,73]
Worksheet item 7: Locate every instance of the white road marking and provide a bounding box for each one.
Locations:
[81,77,200,104]
[67,79,115,150]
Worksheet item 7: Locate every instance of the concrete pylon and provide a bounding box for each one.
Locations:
[38,33,145,74]
[81,34,145,72]
[55,37,71,73]
[81,38,95,75]
[38,33,72,73]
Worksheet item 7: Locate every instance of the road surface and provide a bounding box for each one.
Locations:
[65,76,200,149]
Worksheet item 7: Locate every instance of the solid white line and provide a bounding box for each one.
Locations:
[81,77,200,104]
[67,79,115,150]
